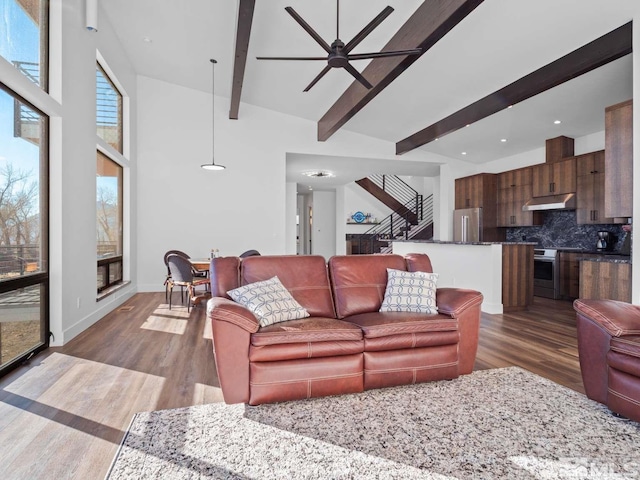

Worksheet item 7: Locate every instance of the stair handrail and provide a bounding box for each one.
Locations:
[368,174,421,208]
[357,195,433,254]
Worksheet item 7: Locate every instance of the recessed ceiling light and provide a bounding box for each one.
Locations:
[507,105,513,109]
[461,152,467,155]
[466,124,470,127]
[554,120,562,124]
[143,36,152,43]
[501,138,507,143]
[302,170,335,178]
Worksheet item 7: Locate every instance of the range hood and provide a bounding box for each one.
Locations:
[522,193,576,211]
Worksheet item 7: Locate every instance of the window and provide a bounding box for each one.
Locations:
[96,151,123,293]
[96,63,123,153]
[0,0,49,91]
[0,83,49,374]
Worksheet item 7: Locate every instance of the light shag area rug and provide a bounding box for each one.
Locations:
[107,367,640,479]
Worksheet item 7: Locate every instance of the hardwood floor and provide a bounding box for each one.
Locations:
[0,293,582,479]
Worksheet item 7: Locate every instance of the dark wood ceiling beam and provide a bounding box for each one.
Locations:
[229,0,256,120]
[396,22,632,155]
[317,0,485,142]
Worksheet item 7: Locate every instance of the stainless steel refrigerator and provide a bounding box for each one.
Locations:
[453,208,483,242]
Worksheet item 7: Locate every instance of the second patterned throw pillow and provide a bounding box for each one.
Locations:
[379,268,439,314]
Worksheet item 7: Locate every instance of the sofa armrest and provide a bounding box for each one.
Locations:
[572,299,640,405]
[436,288,483,317]
[207,297,260,333]
[436,288,483,375]
[574,299,640,337]
[208,297,260,404]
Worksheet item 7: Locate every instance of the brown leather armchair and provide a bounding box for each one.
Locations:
[573,299,640,422]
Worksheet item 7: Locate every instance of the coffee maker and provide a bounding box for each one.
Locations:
[596,231,615,251]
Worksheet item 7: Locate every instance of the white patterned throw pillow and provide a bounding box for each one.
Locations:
[227,276,310,327]
[379,268,439,314]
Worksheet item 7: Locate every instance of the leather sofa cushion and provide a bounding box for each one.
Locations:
[251,317,362,346]
[363,345,459,390]
[249,340,364,362]
[365,331,459,351]
[574,299,640,337]
[241,255,336,318]
[329,254,407,319]
[608,336,640,378]
[346,311,458,339]
[249,354,364,405]
[610,335,640,359]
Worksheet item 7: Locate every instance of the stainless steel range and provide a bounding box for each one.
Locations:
[533,248,559,299]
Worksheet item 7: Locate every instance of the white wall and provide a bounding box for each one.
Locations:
[48,0,137,344]
[135,76,437,291]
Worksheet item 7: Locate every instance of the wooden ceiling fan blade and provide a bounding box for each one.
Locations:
[303,65,332,92]
[348,48,422,60]
[285,7,332,54]
[343,6,394,54]
[343,63,373,89]
[256,56,327,61]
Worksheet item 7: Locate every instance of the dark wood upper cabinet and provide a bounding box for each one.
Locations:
[497,167,542,227]
[546,136,575,164]
[532,157,576,197]
[454,173,505,242]
[575,150,622,225]
[605,99,633,218]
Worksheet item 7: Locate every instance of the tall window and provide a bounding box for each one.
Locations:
[0,84,49,373]
[96,151,123,293]
[96,63,123,153]
[0,0,49,91]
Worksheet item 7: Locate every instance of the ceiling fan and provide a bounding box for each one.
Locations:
[256,1,422,92]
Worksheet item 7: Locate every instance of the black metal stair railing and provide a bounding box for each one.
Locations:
[368,174,421,210]
[357,194,434,254]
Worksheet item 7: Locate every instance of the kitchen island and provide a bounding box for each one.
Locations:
[392,240,536,314]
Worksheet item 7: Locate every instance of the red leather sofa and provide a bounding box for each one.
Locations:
[208,253,483,405]
[574,299,640,422]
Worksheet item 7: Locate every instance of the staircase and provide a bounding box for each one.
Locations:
[351,173,435,254]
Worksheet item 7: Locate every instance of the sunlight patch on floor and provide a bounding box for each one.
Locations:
[141,315,188,335]
[192,382,223,404]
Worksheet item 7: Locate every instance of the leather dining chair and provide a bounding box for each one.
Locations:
[163,250,208,304]
[166,253,210,313]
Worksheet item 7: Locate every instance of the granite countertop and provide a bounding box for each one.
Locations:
[552,247,631,264]
[393,240,537,246]
[577,255,631,264]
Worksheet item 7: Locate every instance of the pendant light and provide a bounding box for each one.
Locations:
[201,59,226,171]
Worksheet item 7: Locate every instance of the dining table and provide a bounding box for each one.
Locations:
[189,258,211,273]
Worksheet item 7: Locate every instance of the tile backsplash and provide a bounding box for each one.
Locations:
[506,210,629,251]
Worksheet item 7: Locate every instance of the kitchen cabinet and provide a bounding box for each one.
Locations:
[496,167,543,227]
[532,157,576,197]
[575,151,621,225]
[454,173,505,242]
[580,260,631,302]
[605,99,633,218]
[558,251,601,299]
[545,136,575,164]
[455,174,485,209]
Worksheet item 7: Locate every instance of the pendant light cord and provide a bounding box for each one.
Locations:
[211,58,216,162]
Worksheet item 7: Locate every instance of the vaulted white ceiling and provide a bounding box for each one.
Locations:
[101,0,635,182]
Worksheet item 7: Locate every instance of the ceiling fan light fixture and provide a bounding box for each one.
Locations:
[201,58,226,171]
[302,170,335,178]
